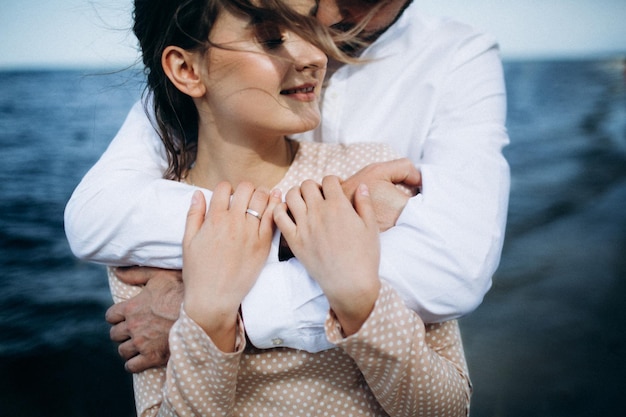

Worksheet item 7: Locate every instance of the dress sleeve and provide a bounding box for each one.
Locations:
[378,33,510,322]
[157,309,244,416]
[107,268,243,417]
[326,281,472,417]
[137,310,245,417]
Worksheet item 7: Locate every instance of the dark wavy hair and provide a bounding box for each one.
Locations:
[133,0,358,180]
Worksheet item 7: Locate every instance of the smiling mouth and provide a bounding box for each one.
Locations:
[280,86,315,95]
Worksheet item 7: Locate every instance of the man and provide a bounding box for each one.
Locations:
[65,0,509,372]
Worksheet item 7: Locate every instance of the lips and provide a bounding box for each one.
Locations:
[280,85,315,95]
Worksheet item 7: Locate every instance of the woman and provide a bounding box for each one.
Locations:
[104,0,472,415]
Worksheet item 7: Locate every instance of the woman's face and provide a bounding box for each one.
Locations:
[197,0,327,139]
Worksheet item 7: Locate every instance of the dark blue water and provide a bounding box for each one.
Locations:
[0,69,143,416]
[1,59,625,416]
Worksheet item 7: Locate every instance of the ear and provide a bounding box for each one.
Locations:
[162,46,206,98]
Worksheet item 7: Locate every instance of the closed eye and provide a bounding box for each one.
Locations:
[254,21,286,50]
[261,36,285,49]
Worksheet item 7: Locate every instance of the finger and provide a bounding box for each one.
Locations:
[260,189,281,234]
[320,175,345,200]
[246,187,270,223]
[109,321,130,343]
[384,158,422,187]
[114,266,150,286]
[230,181,255,214]
[125,356,147,374]
[273,201,296,239]
[118,339,139,361]
[209,181,233,213]
[300,179,324,204]
[125,356,150,374]
[353,183,379,230]
[405,166,422,188]
[183,190,207,247]
[125,352,167,374]
[105,302,125,325]
[284,185,307,220]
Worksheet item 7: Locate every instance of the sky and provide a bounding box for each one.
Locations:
[1,0,625,69]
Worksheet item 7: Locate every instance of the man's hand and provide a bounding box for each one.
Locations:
[341,158,421,231]
[105,267,183,373]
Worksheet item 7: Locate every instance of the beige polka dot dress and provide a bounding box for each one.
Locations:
[108,141,472,417]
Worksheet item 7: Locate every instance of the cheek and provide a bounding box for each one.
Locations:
[210,55,285,95]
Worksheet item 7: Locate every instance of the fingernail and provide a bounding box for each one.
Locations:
[359,184,369,196]
[271,189,282,199]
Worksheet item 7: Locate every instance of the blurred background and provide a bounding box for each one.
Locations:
[1,1,625,416]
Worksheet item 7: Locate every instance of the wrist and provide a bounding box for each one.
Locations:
[145,271,183,295]
[183,300,239,352]
[146,274,184,321]
[183,291,239,325]
[328,279,380,337]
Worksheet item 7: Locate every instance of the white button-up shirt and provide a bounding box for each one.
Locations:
[65,3,510,352]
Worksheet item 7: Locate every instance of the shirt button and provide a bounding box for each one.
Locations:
[272,338,283,346]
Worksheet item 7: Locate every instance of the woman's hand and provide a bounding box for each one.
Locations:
[182,182,280,351]
[274,176,381,336]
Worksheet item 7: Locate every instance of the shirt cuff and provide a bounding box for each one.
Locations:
[242,255,333,352]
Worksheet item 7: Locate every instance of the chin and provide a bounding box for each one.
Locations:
[295,119,320,134]
[299,111,320,130]
[281,113,319,135]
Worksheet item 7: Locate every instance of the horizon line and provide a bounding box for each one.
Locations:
[1,50,624,72]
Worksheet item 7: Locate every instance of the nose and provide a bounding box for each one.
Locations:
[286,33,328,72]
[315,0,343,27]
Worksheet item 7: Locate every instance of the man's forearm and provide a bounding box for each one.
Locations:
[64,101,207,267]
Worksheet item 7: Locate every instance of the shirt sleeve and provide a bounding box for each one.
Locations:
[379,33,510,322]
[326,281,472,417]
[64,101,207,268]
